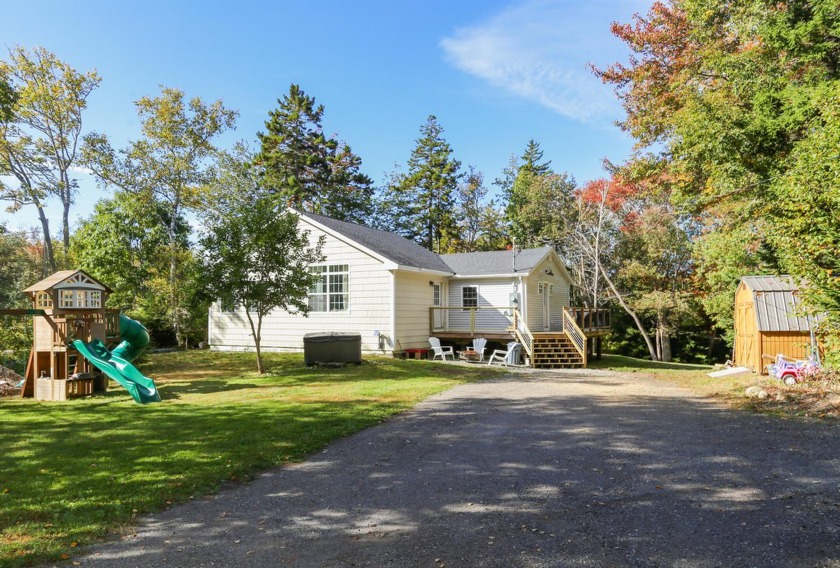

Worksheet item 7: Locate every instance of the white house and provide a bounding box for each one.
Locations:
[208,210,610,368]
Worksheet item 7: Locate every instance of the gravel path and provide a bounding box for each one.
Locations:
[71,369,840,567]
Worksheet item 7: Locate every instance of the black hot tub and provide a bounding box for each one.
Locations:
[303,332,362,365]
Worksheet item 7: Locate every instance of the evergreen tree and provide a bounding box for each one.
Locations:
[385,115,461,252]
[520,139,551,176]
[505,140,559,245]
[255,84,373,223]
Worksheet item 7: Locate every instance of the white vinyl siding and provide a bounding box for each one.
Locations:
[448,279,513,332]
[525,255,571,331]
[209,221,393,354]
[394,272,440,350]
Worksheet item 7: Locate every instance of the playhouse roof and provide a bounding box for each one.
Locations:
[23,269,111,294]
[740,275,816,332]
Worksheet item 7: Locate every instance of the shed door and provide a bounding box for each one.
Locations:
[737,302,756,370]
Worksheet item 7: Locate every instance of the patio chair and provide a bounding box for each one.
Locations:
[471,337,488,362]
[488,341,521,366]
[428,337,454,361]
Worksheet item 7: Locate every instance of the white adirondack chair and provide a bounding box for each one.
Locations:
[428,337,454,361]
[488,341,521,366]
[471,337,488,361]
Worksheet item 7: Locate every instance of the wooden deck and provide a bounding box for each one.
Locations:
[428,306,610,369]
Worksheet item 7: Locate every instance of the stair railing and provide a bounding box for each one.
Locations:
[562,307,587,366]
[512,309,534,365]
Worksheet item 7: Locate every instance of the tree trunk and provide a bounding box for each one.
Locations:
[599,263,659,361]
[36,205,57,273]
[62,189,71,265]
[656,312,673,362]
[246,310,264,374]
[168,195,182,347]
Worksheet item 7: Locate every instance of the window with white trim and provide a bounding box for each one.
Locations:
[462,286,478,309]
[538,282,544,295]
[57,289,102,309]
[309,264,349,312]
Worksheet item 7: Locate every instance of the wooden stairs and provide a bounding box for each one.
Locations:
[531,334,584,369]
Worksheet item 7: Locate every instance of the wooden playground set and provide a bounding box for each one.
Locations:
[0,269,160,403]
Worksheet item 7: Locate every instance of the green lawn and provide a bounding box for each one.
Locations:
[590,353,762,403]
[0,351,500,567]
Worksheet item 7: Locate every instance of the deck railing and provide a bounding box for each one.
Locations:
[51,312,110,348]
[429,306,517,336]
[567,307,611,333]
[512,309,534,361]
[562,308,588,366]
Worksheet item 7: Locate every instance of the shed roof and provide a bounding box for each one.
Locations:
[740,275,816,332]
[440,246,553,276]
[298,211,454,274]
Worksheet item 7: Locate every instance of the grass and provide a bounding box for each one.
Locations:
[590,353,840,418]
[590,353,757,401]
[0,351,500,567]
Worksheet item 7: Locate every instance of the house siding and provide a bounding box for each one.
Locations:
[448,279,516,332]
[208,221,394,355]
[394,272,439,351]
[525,254,571,332]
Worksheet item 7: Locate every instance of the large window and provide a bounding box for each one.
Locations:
[57,289,101,309]
[462,286,478,309]
[309,264,349,312]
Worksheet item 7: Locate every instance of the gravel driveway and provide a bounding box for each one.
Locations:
[71,369,840,567]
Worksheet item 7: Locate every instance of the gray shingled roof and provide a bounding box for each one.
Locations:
[440,246,552,276]
[741,275,817,332]
[299,211,453,273]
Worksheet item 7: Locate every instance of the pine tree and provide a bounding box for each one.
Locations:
[505,139,555,244]
[520,139,552,175]
[255,84,373,222]
[386,115,461,252]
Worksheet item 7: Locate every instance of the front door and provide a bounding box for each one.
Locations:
[433,283,445,330]
[542,282,550,331]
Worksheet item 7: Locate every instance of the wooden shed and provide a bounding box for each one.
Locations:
[734,275,821,373]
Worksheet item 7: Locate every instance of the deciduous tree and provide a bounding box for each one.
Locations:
[0,46,100,270]
[200,186,324,373]
[82,87,237,345]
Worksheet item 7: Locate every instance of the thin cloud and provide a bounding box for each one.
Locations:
[440,0,644,122]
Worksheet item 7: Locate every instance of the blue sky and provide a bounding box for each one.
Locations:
[1,0,651,232]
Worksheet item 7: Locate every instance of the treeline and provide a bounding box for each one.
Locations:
[2,1,837,371]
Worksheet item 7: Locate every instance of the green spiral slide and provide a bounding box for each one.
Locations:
[72,315,161,404]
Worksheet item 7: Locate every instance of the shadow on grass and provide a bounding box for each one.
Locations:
[590,353,714,371]
[74,382,840,568]
[0,351,496,567]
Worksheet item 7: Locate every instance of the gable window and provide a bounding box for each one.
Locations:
[57,289,102,309]
[462,286,478,309]
[309,264,349,312]
[538,282,544,295]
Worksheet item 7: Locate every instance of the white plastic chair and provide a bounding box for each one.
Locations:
[488,341,521,366]
[428,337,454,361]
[471,337,487,362]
